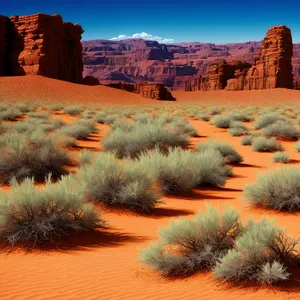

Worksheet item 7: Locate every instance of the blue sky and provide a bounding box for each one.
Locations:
[2,0,300,43]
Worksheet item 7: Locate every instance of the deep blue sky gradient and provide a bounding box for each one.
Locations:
[2,0,300,43]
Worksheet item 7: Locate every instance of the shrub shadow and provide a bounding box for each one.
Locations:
[165,190,235,201]
[0,228,148,254]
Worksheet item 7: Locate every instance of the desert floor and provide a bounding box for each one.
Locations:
[0,76,299,300]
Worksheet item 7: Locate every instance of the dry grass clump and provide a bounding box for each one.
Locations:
[0,132,72,184]
[80,152,161,212]
[244,166,300,211]
[252,137,284,152]
[138,148,231,195]
[253,113,286,129]
[262,120,300,140]
[63,105,83,116]
[0,107,22,120]
[0,175,104,248]
[197,139,243,164]
[61,119,98,140]
[240,135,253,145]
[272,152,290,163]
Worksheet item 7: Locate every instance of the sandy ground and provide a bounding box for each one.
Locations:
[1,76,300,106]
[0,115,299,300]
[0,77,299,299]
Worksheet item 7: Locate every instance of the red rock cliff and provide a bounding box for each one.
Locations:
[227,25,293,90]
[0,13,83,83]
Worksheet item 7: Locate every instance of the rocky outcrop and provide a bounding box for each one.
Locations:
[106,82,175,100]
[83,28,300,90]
[0,16,9,75]
[83,75,100,86]
[0,13,83,83]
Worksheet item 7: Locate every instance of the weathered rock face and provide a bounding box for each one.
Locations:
[0,16,9,75]
[0,13,83,83]
[247,25,293,89]
[106,82,175,100]
[180,60,251,91]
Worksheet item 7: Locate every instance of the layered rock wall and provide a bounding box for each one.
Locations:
[106,82,175,100]
[0,13,83,83]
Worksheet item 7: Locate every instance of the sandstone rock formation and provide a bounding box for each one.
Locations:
[227,25,293,90]
[83,27,299,91]
[106,82,175,100]
[83,76,100,86]
[0,13,83,83]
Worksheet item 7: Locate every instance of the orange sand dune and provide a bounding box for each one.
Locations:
[0,76,154,105]
[1,76,300,106]
[0,116,299,300]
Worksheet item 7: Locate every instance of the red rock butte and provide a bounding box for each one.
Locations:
[0,13,83,83]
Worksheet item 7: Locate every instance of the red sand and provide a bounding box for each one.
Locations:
[0,77,299,300]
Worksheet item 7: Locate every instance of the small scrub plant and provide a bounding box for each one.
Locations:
[80,153,161,212]
[102,123,188,158]
[63,105,82,116]
[197,139,243,164]
[211,115,232,128]
[0,175,104,248]
[62,121,97,140]
[0,107,22,120]
[244,166,300,211]
[0,132,72,184]
[253,113,286,129]
[252,137,283,152]
[138,148,231,194]
[262,120,300,140]
[213,218,298,285]
[139,206,243,277]
[240,135,253,146]
[0,122,10,135]
[272,152,290,164]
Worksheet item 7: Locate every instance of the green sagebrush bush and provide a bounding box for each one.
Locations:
[211,115,232,128]
[244,166,300,211]
[140,206,299,285]
[139,205,243,277]
[102,122,188,158]
[253,113,287,129]
[0,132,72,184]
[79,149,93,165]
[252,137,283,152]
[213,218,298,285]
[240,135,253,145]
[262,120,300,140]
[0,107,22,120]
[61,119,98,140]
[80,152,161,212]
[137,148,231,195]
[197,139,243,164]
[272,152,290,163]
[0,175,104,247]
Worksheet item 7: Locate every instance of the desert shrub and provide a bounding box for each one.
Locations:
[0,107,22,120]
[165,118,197,137]
[197,113,210,121]
[197,139,243,164]
[272,152,290,163]
[49,132,77,148]
[253,113,287,129]
[63,105,82,116]
[0,132,72,184]
[139,206,243,277]
[95,111,119,124]
[252,137,283,152]
[262,120,300,140]
[0,175,104,247]
[209,106,222,115]
[27,111,50,120]
[79,149,93,165]
[228,112,254,122]
[228,127,247,137]
[240,135,253,145]
[295,140,300,152]
[0,122,10,135]
[133,113,151,123]
[213,218,298,285]
[102,123,188,158]
[81,109,95,119]
[244,166,300,211]
[0,104,9,112]
[62,122,96,140]
[211,115,232,128]
[138,148,231,194]
[80,153,161,212]
[47,103,65,111]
